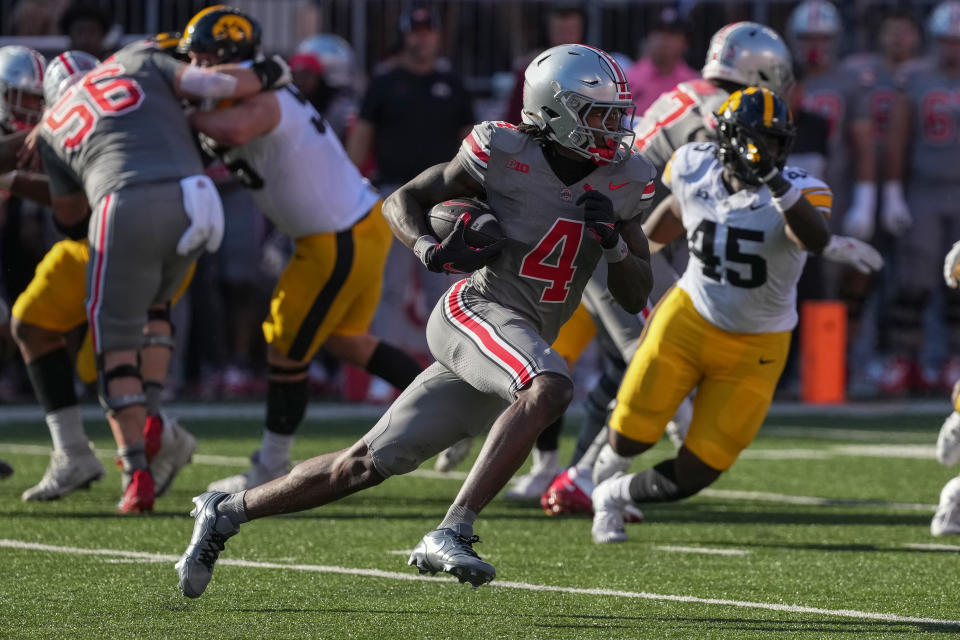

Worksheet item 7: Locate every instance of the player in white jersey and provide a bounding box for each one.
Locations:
[588,87,883,543]
[181,7,423,491]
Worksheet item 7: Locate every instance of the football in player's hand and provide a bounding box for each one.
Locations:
[427,198,504,248]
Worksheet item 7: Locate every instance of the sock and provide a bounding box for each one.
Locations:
[570,367,621,465]
[46,406,86,454]
[25,347,77,413]
[607,473,634,504]
[259,429,293,470]
[118,442,147,473]
[265,377,308,435]
[438,503,477,538]
[575,427,608,476]
[216,490,250,526]
[365,342,423,390]
[536,417,562,451]
[144,380,163,417]
[531,448,559,474]
[592,443,633,486]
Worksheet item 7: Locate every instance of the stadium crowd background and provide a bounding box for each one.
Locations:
[0,0,953,404]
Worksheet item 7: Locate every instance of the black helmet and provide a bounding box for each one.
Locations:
[714,86,795,186]
[178,5,261,64]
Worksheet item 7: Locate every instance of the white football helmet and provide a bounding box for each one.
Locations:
[928,1,960,40]
[294,34,356,89]
[0,45,46,130]
[43,51,99,106]
[521,44,635,165]
[701,22,794,96]
[787,0,843,38]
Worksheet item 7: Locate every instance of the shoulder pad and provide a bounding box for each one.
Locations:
[486,121,529,154]
[622,151,657,184]
[672,142,718,178]
[678,78,720,100]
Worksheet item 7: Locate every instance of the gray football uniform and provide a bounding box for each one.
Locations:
[633,79,730,196]
[898,64,960,293]
[802,65,871,222]
[38,42,206,352]
[364,122,656,477]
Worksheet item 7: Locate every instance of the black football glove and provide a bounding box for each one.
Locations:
[731,133,791,195]
[417,213,506,274]
[577,190,619,249]
[251,55,292,91]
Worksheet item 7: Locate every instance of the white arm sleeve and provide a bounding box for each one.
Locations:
[179,65,239,100]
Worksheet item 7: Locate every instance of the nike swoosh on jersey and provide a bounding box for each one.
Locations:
[609,182,630,190]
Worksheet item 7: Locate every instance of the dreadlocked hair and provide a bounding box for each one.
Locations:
[517,123,551,146]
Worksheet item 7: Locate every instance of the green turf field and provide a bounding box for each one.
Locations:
[2,408,959,639]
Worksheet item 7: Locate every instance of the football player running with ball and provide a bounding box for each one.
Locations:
[176,44,656,595]
[589,87,882,544]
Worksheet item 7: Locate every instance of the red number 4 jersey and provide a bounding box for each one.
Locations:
[456,120,656,343]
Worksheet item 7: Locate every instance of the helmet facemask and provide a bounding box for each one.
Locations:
[550,90,636,165]
[716,120,795,186]
[2,85,43,129]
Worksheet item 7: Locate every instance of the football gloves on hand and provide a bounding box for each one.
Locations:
[177,174,225,256]
[577,190,619,249]
[841,182,877,241]
[416,213,505,274]
[943,240,960,288]
[252,55,292,92]
[821,235,884,275]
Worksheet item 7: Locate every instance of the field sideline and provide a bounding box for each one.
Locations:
[2,404,959,639]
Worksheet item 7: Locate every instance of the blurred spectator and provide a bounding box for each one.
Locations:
[12,0,65,36]
[503,3,586,124]
[881,0,960,394]
[624,9,698,114]
[346,5,474,391]
[290,34,364,141]
[57,2,110,58]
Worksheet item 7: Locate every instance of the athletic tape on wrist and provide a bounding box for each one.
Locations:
[604,237,629,263]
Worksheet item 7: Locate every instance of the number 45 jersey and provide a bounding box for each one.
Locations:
[457,120,657,343]
[664,142,832,334]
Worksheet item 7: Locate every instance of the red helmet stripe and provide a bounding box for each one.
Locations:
[58,53,76,75]
[579,44,627,86]
[31,51,44,82]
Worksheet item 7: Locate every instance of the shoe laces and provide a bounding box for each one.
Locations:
[454,533,482,558]
[197,530,230,571]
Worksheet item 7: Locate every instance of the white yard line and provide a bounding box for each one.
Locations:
[0,538,955,628]
[653,545,749,556]
[904,542,960,552]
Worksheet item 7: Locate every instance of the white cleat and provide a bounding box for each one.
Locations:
[22,444,106,502]
[505,449,560,501]
[408,527,495,587]
[435,437,474,473]
[936,412,960,467]
[591,476,629,544]
[151,414,197,498]
[932,476,960,536]
[206,450,288,493]
[176,491,241,598]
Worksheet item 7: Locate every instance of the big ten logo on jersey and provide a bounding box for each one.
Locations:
[505,158,529,173]
[804,91,844,141]
[920,90,960,144]
[44,63,144,149]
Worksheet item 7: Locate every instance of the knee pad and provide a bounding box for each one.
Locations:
[97,357,145,415]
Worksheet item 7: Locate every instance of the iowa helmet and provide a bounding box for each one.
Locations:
[178,5,261,64]
[714,87,795,186]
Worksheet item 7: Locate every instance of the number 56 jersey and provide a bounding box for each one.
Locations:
[664,142,832,334]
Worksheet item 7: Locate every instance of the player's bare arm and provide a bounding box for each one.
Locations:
[780,193,830,253]
[607,217,652,314]
[174,56,290,102]
[4,171,51,206]
[382,159,484,250]
[189,92,281,147]
[49,190,89,230]
[641,194,686,253]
